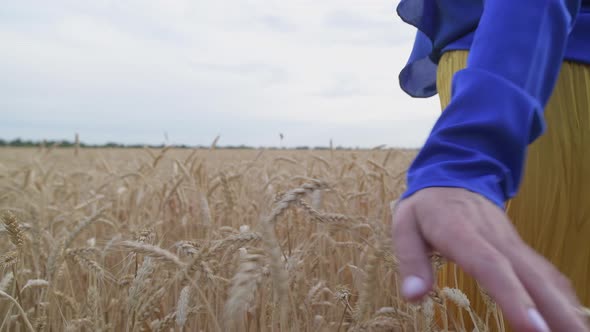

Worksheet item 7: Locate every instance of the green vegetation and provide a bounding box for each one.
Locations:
[0,138,365,150]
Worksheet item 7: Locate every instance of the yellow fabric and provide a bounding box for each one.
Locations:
[436,50,590,328]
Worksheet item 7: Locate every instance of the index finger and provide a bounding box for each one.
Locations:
[422,214,546,332]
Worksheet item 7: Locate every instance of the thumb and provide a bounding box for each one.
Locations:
[391,200,434,302]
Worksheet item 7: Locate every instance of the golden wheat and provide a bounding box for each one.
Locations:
[0,147,535,331]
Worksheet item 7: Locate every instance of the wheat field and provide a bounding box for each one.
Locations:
[0,146,501,332]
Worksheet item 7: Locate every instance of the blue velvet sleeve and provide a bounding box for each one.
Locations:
[400,0,581,208]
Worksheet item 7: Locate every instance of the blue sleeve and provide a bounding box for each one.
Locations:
[400,0,581,208]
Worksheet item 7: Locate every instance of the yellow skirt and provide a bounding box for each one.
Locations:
[437,51,590,328]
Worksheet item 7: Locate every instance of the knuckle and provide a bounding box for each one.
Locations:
[425,215,464,242]
[504,231,525,249]
[463,248,508,277]
[443,223,477,247]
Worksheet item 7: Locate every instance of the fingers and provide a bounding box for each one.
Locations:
[391,202,434,301]
[483,211,588,331]
[508,245,589,331]
[418,202,551,332]
[434,233,546,331]
[520,245,580,307]
[490,230,582,307]
[392,188,589,332]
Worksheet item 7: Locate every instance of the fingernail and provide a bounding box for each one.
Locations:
[401,276,427,299]
[528,308,550,332]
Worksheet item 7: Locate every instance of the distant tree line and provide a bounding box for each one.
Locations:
[0,138,367,150]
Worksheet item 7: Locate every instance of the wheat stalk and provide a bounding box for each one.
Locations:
[119,241,185,267]
[1,147,514,331]
[0,289,35,332]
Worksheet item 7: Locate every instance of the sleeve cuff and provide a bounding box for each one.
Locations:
[402,67,544,208]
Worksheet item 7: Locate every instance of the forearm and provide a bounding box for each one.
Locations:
[402,0,581,207]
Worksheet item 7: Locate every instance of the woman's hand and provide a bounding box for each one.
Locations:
[391,187,588,332]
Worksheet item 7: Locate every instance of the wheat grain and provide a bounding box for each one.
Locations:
[128,257,154,314]
[152,311,176,332]
[119,241,185,267]
[0,272,14,292]
[67,250,109,280]
[176,286,191,328]
[224,251,263,329]
[1,148,499,332]
[1,210,24,248]
[0,251,18,268]
[21,279,49,292]
[442,287,471,309]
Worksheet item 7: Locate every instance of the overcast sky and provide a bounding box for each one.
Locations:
[0,0,441,148]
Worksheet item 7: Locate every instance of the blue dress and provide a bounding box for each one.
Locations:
[398,0,590,208]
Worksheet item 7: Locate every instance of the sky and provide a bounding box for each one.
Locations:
[0,0,441,148]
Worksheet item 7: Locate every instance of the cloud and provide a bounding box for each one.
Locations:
[0,0,440,148]
[191,62,289,86]
[315,75,368,98]
[258,15,296,33]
